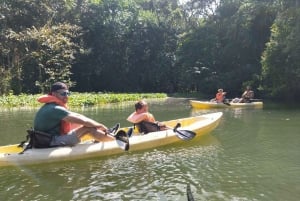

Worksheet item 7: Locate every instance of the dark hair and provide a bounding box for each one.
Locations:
[135,100,147,111]
[51,82,68,92]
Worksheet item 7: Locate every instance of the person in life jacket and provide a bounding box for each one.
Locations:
[231,85,255,103]
[211,88,227,103]
[127,100,167,134]
[33,82,115,147]
[239,86,254,103]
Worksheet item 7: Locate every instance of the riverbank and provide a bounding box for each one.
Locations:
[0,92,167,108]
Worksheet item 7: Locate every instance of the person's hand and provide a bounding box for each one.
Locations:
[104,128,110,135]
[96,124,107,131]
[157,122,165,127]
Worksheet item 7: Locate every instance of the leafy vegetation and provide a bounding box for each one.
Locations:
[0,93,167,108]
[261,7,300,101]
[1,0,300,102]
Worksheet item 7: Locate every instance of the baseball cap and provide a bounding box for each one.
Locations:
[51,82,68,92]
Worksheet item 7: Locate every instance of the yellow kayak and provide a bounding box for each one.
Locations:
[190,100,263,109]
[0,112,223,167]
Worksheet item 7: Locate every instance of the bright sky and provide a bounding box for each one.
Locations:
[179,0,189,4]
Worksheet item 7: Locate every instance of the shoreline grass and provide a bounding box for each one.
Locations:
[0,92,167,108]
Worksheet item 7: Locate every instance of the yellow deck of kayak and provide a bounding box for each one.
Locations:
[0,112,222,167]
[190,100,263,109]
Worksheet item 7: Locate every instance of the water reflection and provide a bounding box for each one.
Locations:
[1,100,300,201]
[0,133,220,200]
[70,142,221,200]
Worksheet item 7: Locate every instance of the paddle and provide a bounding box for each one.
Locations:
[107,123,120,134]
[172,123,196,140]
[187,183,195,201]
[106,123,131,151]
[223,100,231,106]
[113,129,132,151]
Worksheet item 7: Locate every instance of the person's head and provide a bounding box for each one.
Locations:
[50,82,70,103]
[134,100,148,113]
[246,86,251,91]
[218,89,223,93]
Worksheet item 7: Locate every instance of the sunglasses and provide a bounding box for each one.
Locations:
[58,91,71,97]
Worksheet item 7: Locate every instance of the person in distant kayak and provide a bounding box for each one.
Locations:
[239,86,254,103]
[34,82,122,147]
[231,86,255,103]
[210,88,227,103]
[127,100,167,134]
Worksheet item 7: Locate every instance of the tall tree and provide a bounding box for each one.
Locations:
[175,0,276,96]
[261,8,300,101]
[0,0,82,94]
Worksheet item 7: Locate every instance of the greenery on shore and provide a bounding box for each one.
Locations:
[0,93,167,108]
[1,1,300,102]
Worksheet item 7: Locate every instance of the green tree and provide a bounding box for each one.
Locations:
[261,8,300,101]
[176,0,276,96]
[72,0,182,93]
[0,0,82,94]
[124,0,181,93]
[3,24,82,93]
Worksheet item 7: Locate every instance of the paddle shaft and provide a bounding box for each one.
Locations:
[222,101,231,106]
[187,184,195,201]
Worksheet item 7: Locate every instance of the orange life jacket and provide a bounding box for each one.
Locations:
[144,113,155,122]
[215,92,225,102]
[37,95,71,134]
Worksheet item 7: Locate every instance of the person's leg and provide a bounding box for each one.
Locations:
[231,98,239,103]
[50,131,80,146]
[75,126,114,142]
[238,98,244,103]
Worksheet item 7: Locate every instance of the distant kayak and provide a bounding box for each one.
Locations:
[0,112,222,167]
[190,100,263,109]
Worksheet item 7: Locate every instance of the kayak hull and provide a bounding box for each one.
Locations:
[0,112,223,167]
[190,100,263,109]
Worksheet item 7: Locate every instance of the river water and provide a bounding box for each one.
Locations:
[0,98,299,201]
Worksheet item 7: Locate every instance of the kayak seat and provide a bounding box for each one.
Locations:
[134,121,160,134]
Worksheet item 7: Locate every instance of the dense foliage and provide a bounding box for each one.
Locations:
[0,92,167,108]
[1,0,299,102]
[261,7,300,101]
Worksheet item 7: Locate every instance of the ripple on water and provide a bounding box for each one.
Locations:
[64,143,222,200]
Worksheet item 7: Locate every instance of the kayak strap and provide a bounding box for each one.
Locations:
[18,129,55,154]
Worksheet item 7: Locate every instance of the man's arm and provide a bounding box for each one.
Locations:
[63,112,108,130]
[127,112,148,123]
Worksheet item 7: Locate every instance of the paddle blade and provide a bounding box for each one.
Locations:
[114,130,130,151]
[108,123,120,134]
[175,129,196,140]
[187,183,195,201]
